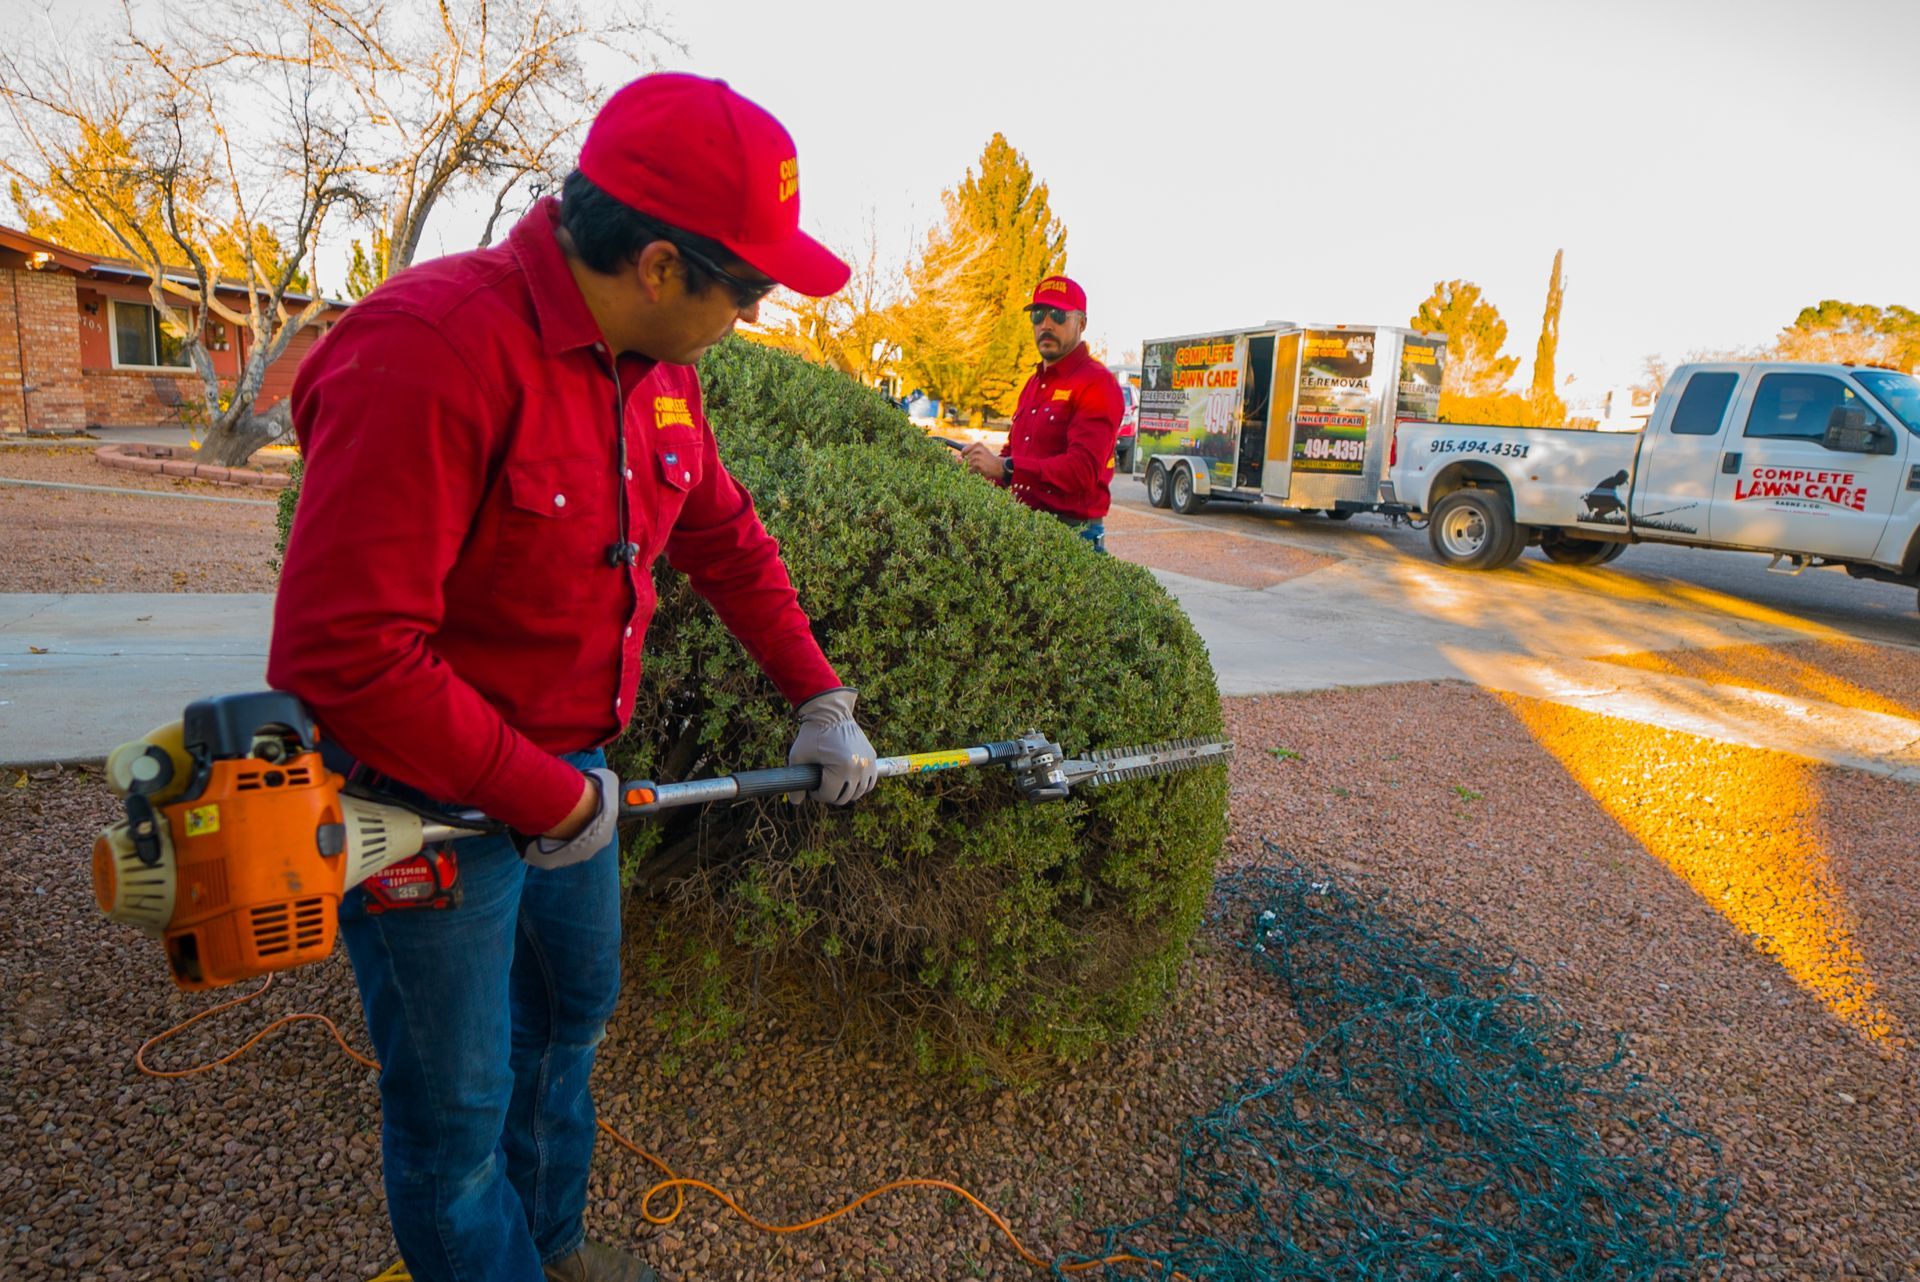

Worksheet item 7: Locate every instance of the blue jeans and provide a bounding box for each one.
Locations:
[1062,516,1107,554]
[340,748,621,1282]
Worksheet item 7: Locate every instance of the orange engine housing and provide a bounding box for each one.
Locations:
[154,750,348,990]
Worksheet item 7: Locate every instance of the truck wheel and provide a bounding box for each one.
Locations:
[1171,463,1206,515]
[1540,532,1623,566]
[1428,489,1521,570]
[1145,460,1172,508]
[1324,509,1354,521]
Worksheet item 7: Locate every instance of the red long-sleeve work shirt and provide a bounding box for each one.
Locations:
[997,342,1126,520]
[268,199,839,834]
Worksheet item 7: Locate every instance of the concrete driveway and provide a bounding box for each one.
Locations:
[5,479,1920,774]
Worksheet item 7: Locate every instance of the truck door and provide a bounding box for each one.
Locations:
[1261,332,1302,501]
[1709,370,1905,558]
[1628,367,1741,541]
[1236,334,1275,491]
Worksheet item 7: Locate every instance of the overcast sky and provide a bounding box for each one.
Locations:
[615,0,1920,400]
[20,0,1920,401]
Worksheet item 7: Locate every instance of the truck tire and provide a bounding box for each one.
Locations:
[1428,489,1522,570]
[1171,463,1206,515]
[1324,509,1354,521]
[1540,531,1624,566]
[1146,460,1173,508]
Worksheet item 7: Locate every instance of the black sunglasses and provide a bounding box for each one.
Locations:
[1027,306,1070,325]
[672,239,778,308]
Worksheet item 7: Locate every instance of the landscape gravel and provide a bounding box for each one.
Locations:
[5,676,1917,1280]
[1103,507,1338,589]
[0,446,280,594]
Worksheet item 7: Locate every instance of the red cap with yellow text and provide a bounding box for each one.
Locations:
[579,73,850,297]
[1030,275,1087,311]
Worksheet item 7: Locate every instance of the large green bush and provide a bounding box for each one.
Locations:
[622,338,1226,1078]
[277,336,1228,1079]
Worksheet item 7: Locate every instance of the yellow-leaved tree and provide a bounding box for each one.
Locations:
[895,134,1068,419]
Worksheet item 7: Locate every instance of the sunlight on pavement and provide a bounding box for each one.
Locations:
[1501,694,1904,1048]
[1507,561,1847,638]
[1596,640,1920,722]
[1390,552,1850,644]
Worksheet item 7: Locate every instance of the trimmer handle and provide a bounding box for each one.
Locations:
[620,764,823,816]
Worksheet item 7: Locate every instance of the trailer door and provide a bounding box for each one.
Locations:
[1260,332,1302,501]
[1236,334,1276,491]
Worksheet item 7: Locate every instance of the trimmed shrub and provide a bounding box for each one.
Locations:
[623,338,1226,1078]
[276,336,1228,1080]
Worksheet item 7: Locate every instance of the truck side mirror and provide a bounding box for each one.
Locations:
[1824,405,1894,454]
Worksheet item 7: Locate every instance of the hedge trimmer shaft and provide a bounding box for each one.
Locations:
[91,692,1233,991]
[620,731,1234,813]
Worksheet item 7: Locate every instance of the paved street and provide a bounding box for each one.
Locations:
[1107,473,1920,644]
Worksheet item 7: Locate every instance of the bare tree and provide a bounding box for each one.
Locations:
[221,0,679,284]
[2,4,362,465]
[3,0,675,464]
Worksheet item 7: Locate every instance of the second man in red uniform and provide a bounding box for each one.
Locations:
[962,275,1126,552]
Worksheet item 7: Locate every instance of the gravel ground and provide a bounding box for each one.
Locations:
[0,446,280,594]
[1103,507,1339,589]
[6,676,1917,1281]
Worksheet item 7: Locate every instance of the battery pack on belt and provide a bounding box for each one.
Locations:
[362,846,460,913]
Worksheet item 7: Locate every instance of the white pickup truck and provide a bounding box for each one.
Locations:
[1386,361,1920,602]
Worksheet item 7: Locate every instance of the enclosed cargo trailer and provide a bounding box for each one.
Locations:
[1133,322,1445,516]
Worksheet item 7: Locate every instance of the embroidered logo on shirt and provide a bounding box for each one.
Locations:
[778,157,799,202]
[1051,389,1073,402]
[654,396,694,429]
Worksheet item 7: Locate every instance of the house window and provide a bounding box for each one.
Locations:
[111,300,192,369]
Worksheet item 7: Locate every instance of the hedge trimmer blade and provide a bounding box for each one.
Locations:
[1067,738,1235,788]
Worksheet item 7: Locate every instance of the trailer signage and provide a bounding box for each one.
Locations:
[1139,332,1243,475]
[1292,330,1377,475]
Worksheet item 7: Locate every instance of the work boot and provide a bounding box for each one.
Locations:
[541,1239,660,1282]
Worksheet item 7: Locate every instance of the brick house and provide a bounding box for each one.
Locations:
[0,224,349,436]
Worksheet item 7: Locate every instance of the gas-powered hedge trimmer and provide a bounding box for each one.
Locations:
[91,692,1231,992]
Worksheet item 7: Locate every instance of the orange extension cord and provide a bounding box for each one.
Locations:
[137,975,1187,1281]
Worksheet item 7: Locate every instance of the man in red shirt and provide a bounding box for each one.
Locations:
[960,275,1126,551]
[269,74,875,1282]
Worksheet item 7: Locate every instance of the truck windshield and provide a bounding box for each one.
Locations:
[1856,370,1920,433]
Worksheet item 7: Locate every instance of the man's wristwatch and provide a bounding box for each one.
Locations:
[1002,458,1014,483]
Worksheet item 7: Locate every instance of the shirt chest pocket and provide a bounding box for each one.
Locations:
[650,432,703,494]
[636,430,705,555]
[1022,399,1071,447]
[493,456,610,607]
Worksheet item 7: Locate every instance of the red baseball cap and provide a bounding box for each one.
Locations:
[579,73,850,297]
[1030,275,1087,312]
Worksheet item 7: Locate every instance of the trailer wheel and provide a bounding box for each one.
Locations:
[1324,509,1354,521]
[1146,460,1173,508]
[1540,531,1624,566]
[1428,489,1521,570]
[1171,463,1206,515]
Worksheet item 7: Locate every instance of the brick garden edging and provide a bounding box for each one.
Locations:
[94,443,293,490]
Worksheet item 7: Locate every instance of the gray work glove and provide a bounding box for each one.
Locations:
[519,767,619,870]
[786,687,879,805]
